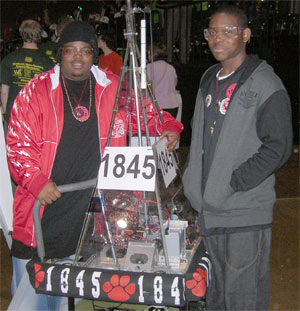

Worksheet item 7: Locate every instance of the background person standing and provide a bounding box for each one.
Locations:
[147,43,180,119]
[39,15,73,64]
[97,30,123,76]
[0,19,53,132]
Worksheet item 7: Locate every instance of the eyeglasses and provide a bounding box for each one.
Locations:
[62,46,94,56]
[204,26,244,40]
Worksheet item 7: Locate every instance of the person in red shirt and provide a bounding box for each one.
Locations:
[97,30,123,75]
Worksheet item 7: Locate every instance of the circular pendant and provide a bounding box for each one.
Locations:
[73,106,89,122]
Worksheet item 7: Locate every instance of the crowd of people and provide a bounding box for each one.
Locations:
[0,13,126,126]
[0,2,293,311]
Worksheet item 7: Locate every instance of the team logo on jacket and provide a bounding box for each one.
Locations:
[219,98,229,115]
[112,119,125,138]
[219,83,237,115]
[205,94,212,107]
[226,83,237,99]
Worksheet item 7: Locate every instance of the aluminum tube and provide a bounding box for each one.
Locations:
[33,178,97,262]
[97,189,119,268]
[131,50,143,146]
[141,19,147,89]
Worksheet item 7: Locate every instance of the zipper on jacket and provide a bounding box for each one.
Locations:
[31,224,35,248]
[48,85,60,178]
[97,81,111,159]
[97,86,105,159]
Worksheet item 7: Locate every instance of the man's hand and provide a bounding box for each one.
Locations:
[160,131,179,152]
[37,181,61,206]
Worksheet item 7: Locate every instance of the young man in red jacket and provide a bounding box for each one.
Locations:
[6,21,183,310]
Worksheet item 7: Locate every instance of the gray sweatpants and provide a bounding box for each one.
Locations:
[203,228,272,311]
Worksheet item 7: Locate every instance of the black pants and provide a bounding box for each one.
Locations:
[204,228,272,310]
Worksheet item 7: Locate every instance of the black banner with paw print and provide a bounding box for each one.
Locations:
[26,242,210,307]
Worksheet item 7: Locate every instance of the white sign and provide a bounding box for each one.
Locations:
[154,138,177,188]
[97,146,156,191]
[0,122,13,248]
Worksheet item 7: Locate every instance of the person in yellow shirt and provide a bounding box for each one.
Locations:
[1,19,53,130]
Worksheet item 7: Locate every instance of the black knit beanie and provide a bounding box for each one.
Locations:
[56,21,99,63]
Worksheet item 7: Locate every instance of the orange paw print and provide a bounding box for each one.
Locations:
[186,268,207,297]
[102,274,136,302]
[34,264,45,288]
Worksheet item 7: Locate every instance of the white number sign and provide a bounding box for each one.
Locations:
[154,138,177,188]
[44,266,185,305]
[97,147,156,191]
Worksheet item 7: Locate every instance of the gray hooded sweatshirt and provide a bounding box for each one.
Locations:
[183,55,292,230]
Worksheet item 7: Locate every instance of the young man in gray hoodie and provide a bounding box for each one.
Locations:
[183,5,292,310]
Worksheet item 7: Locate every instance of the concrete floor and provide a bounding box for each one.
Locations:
[0,146,299,311]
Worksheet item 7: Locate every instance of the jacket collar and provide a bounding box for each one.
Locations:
[200,55,264,93]
[50,64,111,90]
[91,65,112,87]
[238,55,263,86]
